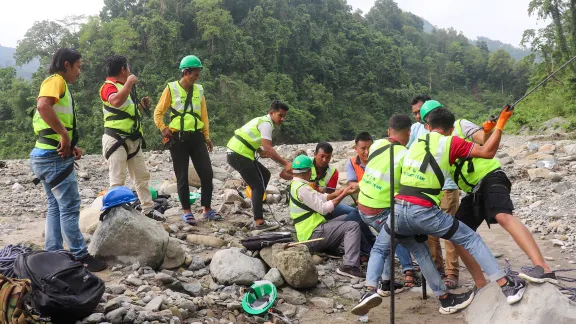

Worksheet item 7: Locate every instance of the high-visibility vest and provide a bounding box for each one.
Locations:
[310,165,336,189]
[167,82,204,132]
[358,139,407,209]
[289,181,326,241]
[32,74,77,150]
[398,132,452,206]
[350,156,365,182]
[227,115,274,160]
[100,80,142,136]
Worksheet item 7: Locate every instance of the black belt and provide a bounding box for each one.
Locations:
[32,161,75,189]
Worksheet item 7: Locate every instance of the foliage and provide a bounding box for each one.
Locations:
[0,0,534,158]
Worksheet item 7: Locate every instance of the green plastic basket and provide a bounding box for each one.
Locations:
[177,192,201,204]
[241,280,277,315]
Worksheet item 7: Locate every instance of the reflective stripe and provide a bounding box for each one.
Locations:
[363,150,405,184]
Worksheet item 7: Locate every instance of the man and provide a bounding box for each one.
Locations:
[30,48,106,272]
[346,132,373,185]
[154,55,221,225]
[420,101,557,289]
[356,115,417,294]
[353,106,526,316]
[407,94,431,148]
[100,55,164,221]
[227,100,292,229]
[289,155,366,279]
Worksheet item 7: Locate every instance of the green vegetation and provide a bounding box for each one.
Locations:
[0,0,536,159]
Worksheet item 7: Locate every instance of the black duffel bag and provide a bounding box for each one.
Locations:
[241,232,294,251]
[14,251,105,323]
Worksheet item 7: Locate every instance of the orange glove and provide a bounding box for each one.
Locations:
[482,120,496,134]
[495,105,514,131]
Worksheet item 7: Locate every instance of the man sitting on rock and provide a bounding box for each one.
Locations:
[289,155,367,279]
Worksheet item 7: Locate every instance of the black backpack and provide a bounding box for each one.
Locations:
[241,232,293,251]
[13,251,105,323]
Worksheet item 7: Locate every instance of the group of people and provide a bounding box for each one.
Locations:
[32,48,556,316]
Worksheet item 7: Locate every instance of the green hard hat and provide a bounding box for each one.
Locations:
[420,100,444,123]
[292,155,313,173]
[179,55,203,70]
[241,280,277,315]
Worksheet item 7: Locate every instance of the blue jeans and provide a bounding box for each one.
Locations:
[343,208,376,254]
[359,209,414,273]
[331,203,355,218]
[30,154,88,259]
[369,201,507,296]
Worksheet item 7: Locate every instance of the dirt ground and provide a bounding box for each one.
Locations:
[3,213,575,324]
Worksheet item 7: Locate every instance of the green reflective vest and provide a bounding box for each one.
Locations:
[227,115,274,160]
[310,165,336,189]
[100,80,142,135]
[32,74,76,150]
[358,139,407,209]
[167,82,204,132]
[398,132,452,206]
[289,181,326,241]
[453,119,468,141]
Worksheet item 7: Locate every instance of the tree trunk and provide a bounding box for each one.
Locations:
[551,0,572,71]
[429,73,432,91]
[501,78,504,94]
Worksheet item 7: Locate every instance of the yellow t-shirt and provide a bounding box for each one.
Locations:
[38,74,66,103]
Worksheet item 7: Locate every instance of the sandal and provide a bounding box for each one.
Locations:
[181,212,197,225]
[203,210,223,221]
[403,270,419,288]
[444,275,458,289]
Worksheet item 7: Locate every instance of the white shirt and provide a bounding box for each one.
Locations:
[293,178,335,215]
[258,115,273,141]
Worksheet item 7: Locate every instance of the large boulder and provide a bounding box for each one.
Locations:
[210,247,267,285]
[465,283,576,324]
[88,206,169,269]
[272,244,318,289]
[79,207,101,234]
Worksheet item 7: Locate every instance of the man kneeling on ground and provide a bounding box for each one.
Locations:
[289,155,369,279]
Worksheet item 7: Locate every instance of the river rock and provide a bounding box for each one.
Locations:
[272,244,317,288]
[79,207,101,234]
[278,287,306,305]
[263,268,284,287]
[88,206,169,269]
[224,189,243,203]
[527,168,550,181]
[465,283,576,324]
[188,166,202,188]
[186,234,226,248]
[161,237,186,269]
[210,247,267,285]
[310,297,334,309]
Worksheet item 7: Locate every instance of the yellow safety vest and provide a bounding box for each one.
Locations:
[100,80,142,136]
[310,165,336,189]
[398,132,452,206]
[358,139,407,209]
[289,181,326,241]
[167,82,204,132]
[32,74,77,150]
[227,115,274,160]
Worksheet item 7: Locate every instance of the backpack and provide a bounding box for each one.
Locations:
[13,251,105,323]
[241,233,293,251]
[0,275,31,324]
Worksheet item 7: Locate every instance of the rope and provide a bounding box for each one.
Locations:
[0,244,32,278]
[505,259,576,301]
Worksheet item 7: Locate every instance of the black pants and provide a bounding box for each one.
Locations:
[169,131,213,210]
[227,151,271,221]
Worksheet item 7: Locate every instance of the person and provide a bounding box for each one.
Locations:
[352,105,527,316]
[346,132,373,186]
[420,101,557,289]
[356,115,417,293]
[227,100,292,229]
[406,94,431,148]
[30,48,107,272]
[100,55,164,221]
[289,155,367,279]
[154,55,221,225]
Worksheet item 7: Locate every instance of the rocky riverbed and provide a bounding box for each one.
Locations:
[1,133,576,324]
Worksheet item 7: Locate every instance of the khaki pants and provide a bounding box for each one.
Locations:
[426,189,460,277]
[102,134,153,214]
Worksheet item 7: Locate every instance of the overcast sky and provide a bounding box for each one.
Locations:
[1,0,545,48]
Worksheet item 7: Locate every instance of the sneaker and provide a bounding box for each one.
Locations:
[77,254,107,272]
[144,210,166,222]
[377,280,405,297]
[351,290,382,316]
[337,265,365,279]
[519,265,558,284]
[500,274,527,305]
[439,290,475,314]
[253,219,277,230]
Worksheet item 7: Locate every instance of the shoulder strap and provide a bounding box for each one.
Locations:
[289,183,316,213]
[453,159,476,190]
[368,144,391,163]
[418,134,445,186]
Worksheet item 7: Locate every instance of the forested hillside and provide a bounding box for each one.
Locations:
[0,0,534,158]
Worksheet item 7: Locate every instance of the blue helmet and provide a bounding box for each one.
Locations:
[101,186,137,211]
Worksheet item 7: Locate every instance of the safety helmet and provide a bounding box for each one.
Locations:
[292,155,313,173]
[246,186,267,201]
[420,100,444,124]
[179,55,203,70]
[101,186,138,211]
[242,280,277,315]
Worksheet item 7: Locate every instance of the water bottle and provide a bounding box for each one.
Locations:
[359,314,369,323]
